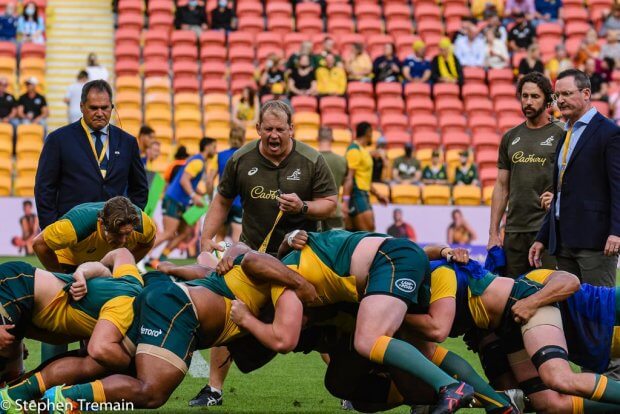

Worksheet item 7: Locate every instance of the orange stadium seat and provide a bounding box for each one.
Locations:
[0,41,15,59]
[322,112,350,130]
[144,77,171,95]
[319,96,346,114]
[199,30,226,48]
[266,2,292,20]
[177,127,205,152]
[291,96,318,113]
[14,176,34,197]
[409,114,437,132]
[116,91,142,112]
[172,60,198,79]
[391,183,421,204]
[0,56,14,78]
[412,131,440,149]
[175,93,200,112]
[453,185,482,205]
[16,157,38,177]
[173,77,199,93]
[469,115,498,134]
[443,132,470,151]
[369,182,390,204]
[0,140,11,163]
[116,76,141,94]
[422,185,451,205]
[16,125,43,157]
[482,186,493,205]
[144,92,170,112]
[204,111,231,130]
[377,97,405,117]
[175,109,202,130]
[293,112,321,130]
[203,93,229,112]
[145,108,172,130]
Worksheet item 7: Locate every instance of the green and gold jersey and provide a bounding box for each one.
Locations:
[42,202,156,266]
[345,142,373,191]
[498,121,563,232]
[218,140,337,255]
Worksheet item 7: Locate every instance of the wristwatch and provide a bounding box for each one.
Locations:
[301,201,309,215]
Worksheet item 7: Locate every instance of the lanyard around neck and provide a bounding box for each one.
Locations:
[80,118,108,165]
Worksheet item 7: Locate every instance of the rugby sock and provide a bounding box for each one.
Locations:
[573,396,620,413]
[369,336,457,393]
[590,375,620,404]
[61,380,106,403]
[8,372,46,401]
[431,346,510,412]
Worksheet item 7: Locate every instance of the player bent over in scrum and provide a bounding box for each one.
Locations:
[0,248,143,410]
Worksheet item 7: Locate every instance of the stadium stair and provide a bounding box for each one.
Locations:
[45,0,114,132]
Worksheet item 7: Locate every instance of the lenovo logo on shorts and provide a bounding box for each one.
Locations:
[395,278,416,293]
[141,326,163,337]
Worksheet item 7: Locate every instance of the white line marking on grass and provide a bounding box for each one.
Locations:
[189,352,210,378]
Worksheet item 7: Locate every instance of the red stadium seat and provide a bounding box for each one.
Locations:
[462,83,489,101]
[469,115,497,134]
[487,68,514,85]
[171,30,197,48]
[384,131,411,147]
[472,132,501,151]
[117,13,144,31]
[201,61,226,80]
[115,60,140,77]
[562,6,589,22]
[144,29,170,48]
[480,167,498,187]
[409,114,438,131]
[494,99,522,117]
[328,17,355,34]
[442,132,470,151]
[406,96,434,116]
[322,112,350,129]
[404,82,431,98]
[20,43,45,60]
[355,3,381,20]
[115,44,140,62]
[228,46,255,64]
[357,18,383,37]
[143,59,169,77]
[592,100,610,116]
[417,19,443,38]
[171,44,198,62]
[395,34,420,58]
[143,43,169,61]
[257,46,283,64]
[229,31,255,49]
[377,96,405,117]
[465,98,493,116]
[414,3,441,19]
[462,67,486,84]
[296,1,321,19]
[257,32,283,50]
[0,41,15,58]
[118,0,142,14]
[148,0,173,17]
[202,78,228,94]
[200,45,227,64]
[149,14,174,31]
[238,16,264,33]
[348,95,376,113]
[291,96,318,113]
[476,148,498,170]
[412,131,441,149]
[338,33,366,56]
[173,77,199,93]
[297,17,323,34]
[116,28,141,48]
[327,2,352,20]
[490,84,517,102]
[347,82,374,100]
[386,19,413,37]
[432,83,460,99]
[375,82,402,98]
[320,96,347,113]
[350,112,378,129]
[266,2,292,20]
[237,1,263,18]
[172,61,198,79]
[199,30,226,48]
[498,114,524,132]
[439,114,466,134]
[367,34,394,59]
[268,16,293,34]
[435,97,463,117]
[384,3,411,20]
[380,113,408,135]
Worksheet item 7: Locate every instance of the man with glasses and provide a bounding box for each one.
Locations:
[488,72,561,277]
[530,68,620,376]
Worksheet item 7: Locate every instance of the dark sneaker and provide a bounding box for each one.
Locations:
[431,382,475,414]
[340,399,354,410]
[188,385,222,407]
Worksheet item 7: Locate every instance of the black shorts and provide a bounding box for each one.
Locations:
[226,205,243,225]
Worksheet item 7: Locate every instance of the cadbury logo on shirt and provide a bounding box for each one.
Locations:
[250,186,279,200]
[511,151,548,166]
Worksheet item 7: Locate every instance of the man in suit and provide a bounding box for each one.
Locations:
[33,79,148,362]
[35,79,148,230]
[529,69,620,286]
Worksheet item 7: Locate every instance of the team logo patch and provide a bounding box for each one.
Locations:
[287,168,301,180]
[395,278,416,293]
[540,136,555,146]
[512,137,521,145]
[248,167,258,176]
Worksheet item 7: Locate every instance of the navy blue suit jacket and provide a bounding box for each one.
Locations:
[35,121,148,229]
[536,112,620,254]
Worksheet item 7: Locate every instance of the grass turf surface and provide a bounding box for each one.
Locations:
[6,256,619,413]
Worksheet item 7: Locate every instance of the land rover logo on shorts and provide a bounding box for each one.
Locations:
[395,278,416,293]
[512,137,521,145]
[248,167,258,176]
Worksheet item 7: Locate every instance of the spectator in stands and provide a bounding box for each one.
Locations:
[211,0,236,31]
[142,141,161,171]
[85,52,109,81]
[288,54,317,97]
[317,36,342,68]
[17,1,43,44]
[508,12,535,52]
[372,43,401,83]
[608,89,620,122]
[259,54,287,97]
[316,53,347,96]
[137,125,156,156]
[232,86,259,128]
[575,28,601,69]
[64,70,88,124]
[17,77,47,129]
[402,40,431,83]
[600,3,620,37]
[422,150,449,185]
[453,150,479,186]
[518,43,544,79]
[345,42,373,82]
[391,143,422,185]
[484,27,509,69]
[0,76,17,127]
[387,208,417,241]
[505,0,536,21]
[447,208,477,244]
[175,0,208,34]
[455,18,486,67]
[431,37,463,84]
[287,41,317,72]
[585,58,609,101]
[0,3,17,41]
[534,0,562,23]
[545,44,573,82]
[598,56,615,83]
[485,14,508,43]
[371,136,389,183]
[600,30,620,67]
[471,0,504,20]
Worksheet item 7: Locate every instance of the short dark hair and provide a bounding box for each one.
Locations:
[98,196,141,234]
[517,71,554,104]
[139,125,155,136]
[259,100,293,124]
[174,145,189,160]
[78,70,88,80]
[200,137,216,152]
[23,200,32,207]
[355,122,372,139]
[557,69,591,90]
[81,79,113,104]
[318,126,333,142]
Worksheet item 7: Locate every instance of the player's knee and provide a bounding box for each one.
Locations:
[353,334,373,359]
[539,368,574,395]
[138,383,169,408]
[88,341,126,369]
